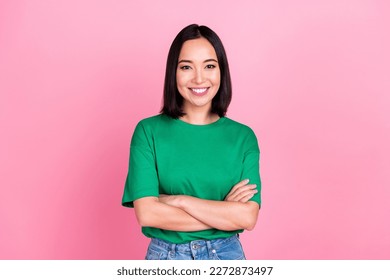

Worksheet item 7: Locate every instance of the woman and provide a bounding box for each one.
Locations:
[122,24,261,260]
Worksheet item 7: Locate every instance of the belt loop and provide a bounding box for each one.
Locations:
[170,243,176,258]
[206,240,214,259]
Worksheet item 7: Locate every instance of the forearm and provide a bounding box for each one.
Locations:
[134,197,212,232]
[174,196,259,231]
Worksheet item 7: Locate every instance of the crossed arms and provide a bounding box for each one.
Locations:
[133,179,260,232]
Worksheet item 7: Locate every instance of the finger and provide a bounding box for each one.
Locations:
[227,187,257,202]
[225,189,257,202]
[227,184,257,200]
[234,189,258,202]
[225,186,257,202]
[238,192,257,203]
[229,179,250,193]
[226,186,255,201]
[227,180,252,198]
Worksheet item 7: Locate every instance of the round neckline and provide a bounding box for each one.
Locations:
[174,116,226,127]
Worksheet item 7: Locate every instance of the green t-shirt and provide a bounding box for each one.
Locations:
[122,114,261,244]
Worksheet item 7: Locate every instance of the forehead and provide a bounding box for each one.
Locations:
[179,37,217,60]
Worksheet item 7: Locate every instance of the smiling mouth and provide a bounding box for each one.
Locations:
[190,87,209,95]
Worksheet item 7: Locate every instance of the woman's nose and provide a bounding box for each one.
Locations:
[193,69,204,84]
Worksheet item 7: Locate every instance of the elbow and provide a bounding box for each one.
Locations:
[135,206,159,227]
[133,197,159,227]
[242,202,260,231]
[135,211,151,227]
[241,215,257,231]
[244,220,257,231]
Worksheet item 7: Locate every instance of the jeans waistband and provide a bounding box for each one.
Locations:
[150,234,239,251]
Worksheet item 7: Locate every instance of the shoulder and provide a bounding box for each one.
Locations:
[223,117,259,150]
[132,114,178,140]
[223,117,257,136]
[136,114,173,131]
[138,114,169,125]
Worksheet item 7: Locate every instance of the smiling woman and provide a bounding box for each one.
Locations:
[176,38,221,123]
[122,24,261,260]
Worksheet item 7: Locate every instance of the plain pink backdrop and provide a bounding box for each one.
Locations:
[1,0,389,259]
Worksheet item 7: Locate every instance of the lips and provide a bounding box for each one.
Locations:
[190,87,209,96]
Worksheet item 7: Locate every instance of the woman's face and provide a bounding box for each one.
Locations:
[176,37,221,113]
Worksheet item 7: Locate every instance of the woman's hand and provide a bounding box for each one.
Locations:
[224,179,258,203]
[159,178,257,206]
[155,179,259,231]
[134,196,212,231]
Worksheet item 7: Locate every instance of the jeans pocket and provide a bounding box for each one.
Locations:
[213,236,246,260]
[145,242,168,260]
[145,248,160,260]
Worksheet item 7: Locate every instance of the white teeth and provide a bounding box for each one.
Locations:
[191,88,207,94]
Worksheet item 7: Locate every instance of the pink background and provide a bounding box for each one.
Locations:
[1,0,389,259]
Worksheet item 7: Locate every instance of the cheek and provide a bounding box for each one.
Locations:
[176,73,187,88]
[212,71,221,86]
[175,76,186,96]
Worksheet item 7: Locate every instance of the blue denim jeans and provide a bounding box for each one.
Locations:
[145,234,246,260]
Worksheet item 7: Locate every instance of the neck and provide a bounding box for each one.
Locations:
[180,108,220,125]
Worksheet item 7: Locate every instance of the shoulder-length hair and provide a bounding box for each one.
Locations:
[160,24,232,118]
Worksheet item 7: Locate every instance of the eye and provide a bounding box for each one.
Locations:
[179,65,191,70]
[205,64,216,69]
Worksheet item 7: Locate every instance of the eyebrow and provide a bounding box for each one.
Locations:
[178,58,218,64]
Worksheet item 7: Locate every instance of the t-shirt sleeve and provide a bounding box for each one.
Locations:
[241,128,261,206]
[122,121,159,208]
